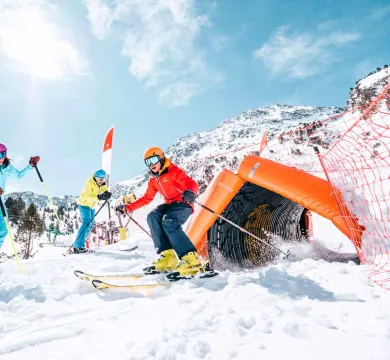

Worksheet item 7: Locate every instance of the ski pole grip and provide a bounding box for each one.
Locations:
[34,165,44,182]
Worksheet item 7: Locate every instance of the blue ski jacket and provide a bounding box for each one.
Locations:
[0,162,33,202]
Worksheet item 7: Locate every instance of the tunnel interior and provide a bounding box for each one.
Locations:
[207,182,310,270]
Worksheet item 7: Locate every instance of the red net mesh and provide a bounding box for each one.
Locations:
[261,83,390,289]
[319,84,390,289]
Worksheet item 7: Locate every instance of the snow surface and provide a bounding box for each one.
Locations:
[358,67,390,89]
[1,215,390,360]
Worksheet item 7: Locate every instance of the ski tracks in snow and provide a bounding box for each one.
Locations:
[1,243,390,360]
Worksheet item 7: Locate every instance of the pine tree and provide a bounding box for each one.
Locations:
[57,205,66,220]
[66,221,74,234]
[15,203,45,259]
[5,197,26,226]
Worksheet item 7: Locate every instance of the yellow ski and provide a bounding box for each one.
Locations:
[92,279,171,295]
[74,270,155,282]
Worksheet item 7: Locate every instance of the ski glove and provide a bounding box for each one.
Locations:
[29,156,40,167]
[182,190,196,204]
[97,191,112,201]
[115,204,127,214]
[0,187,3,196]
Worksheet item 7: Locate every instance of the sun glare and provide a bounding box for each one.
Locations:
[0,4,84,80]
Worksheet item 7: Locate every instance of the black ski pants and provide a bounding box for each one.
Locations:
[146,202,196,258]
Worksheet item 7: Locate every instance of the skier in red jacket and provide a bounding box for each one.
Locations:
[117,146,203,276]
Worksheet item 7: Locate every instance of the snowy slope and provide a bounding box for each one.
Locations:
[0,218,390,360]
[348,66,390,109]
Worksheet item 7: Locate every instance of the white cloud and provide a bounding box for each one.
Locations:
[212,35,233,51]
[158,82,200,107]
[85,0,114,40]
[367,5,390,21]
[0,0,87,80]
[85,0,214,106]
[254,26,361,79]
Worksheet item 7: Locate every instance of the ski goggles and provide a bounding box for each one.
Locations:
[144,155,161,167]
[0,152,6,159]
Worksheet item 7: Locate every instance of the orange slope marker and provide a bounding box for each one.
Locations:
[187,155,363,260]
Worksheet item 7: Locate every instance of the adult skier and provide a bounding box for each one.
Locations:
[74,169,112,253]
[116,146,203,277]
[0,143,40,249]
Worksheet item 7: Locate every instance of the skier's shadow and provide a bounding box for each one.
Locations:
[256,267,364,302]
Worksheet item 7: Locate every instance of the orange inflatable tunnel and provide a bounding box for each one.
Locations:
[187,155,363,267]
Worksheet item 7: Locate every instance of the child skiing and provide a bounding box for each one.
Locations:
[0,143,40,249]
[74,169,112,253]
[116,146,204,277]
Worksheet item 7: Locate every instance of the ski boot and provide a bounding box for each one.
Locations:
[166,252,219,281]
[143,249,178,274]
[72,247,90,254]
[167,252,203,279]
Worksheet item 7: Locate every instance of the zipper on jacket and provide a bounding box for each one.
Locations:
[157,177,170,200]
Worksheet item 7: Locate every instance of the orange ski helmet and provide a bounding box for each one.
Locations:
[143,146,165,167]
[144,146,164,159]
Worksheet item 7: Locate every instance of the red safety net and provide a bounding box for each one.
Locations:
[319,84,390,289]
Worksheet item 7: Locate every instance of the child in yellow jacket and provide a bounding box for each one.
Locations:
[74,169,111,253]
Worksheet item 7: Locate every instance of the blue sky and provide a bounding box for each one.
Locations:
[1,0,389,196]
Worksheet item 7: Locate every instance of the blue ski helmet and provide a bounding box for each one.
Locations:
[94,169,107,178]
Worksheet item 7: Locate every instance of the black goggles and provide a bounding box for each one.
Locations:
[0,152,6,159]
[144,155,161,167]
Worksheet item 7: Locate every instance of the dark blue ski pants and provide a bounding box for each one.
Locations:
[147,202,196,258]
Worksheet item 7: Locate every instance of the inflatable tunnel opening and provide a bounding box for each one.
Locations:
[207,182,309,270]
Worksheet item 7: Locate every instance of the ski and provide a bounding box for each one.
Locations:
[64,245,138,256]
[119,246,139,252]
[74,269,160,282]
[90,270,219,293]
[166,269,219,282]
[92,280,170,293]
[39,242,69,248]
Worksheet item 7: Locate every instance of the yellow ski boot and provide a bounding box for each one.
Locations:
[175,252,204,277]
[144,249,178,273]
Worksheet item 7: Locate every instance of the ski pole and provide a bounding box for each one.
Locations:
[0,197,23,273]
[194,199,290,259]
[65,200,108,254]
[33,164,61,224]
[107,200,114,244]
[124,212,152,238]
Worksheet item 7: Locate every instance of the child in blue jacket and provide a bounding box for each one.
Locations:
[0,143,39,249]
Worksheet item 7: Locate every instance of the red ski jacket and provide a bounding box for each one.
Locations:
[126,159,198,212]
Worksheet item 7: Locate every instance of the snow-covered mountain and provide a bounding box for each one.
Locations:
[5,191,78,209]
[4,192,81,235]
[111,65,390,201]
[110,105,344,198]
[348,65,390,109]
